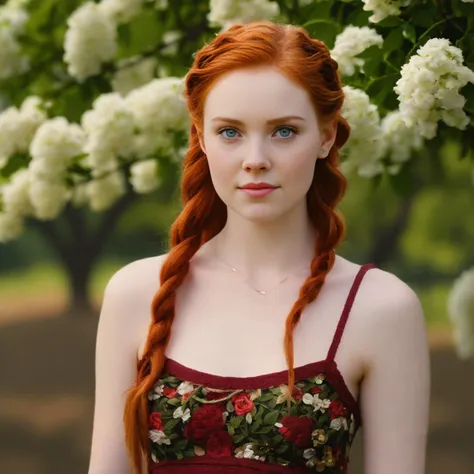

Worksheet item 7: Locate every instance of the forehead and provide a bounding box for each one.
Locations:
[203,66,315,122]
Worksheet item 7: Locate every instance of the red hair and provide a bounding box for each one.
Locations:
[123,20,350,473]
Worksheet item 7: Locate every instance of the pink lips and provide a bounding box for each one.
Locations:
[238,182,278,198]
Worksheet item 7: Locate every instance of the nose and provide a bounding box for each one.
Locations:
[241,141,271,172]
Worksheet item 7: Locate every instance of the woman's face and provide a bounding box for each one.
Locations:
[199,66,337,223]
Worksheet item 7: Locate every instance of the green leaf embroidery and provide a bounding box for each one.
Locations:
[263,411,280,425]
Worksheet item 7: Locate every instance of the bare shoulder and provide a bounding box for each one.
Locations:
[99,254,169,339]
[105,253,168,296]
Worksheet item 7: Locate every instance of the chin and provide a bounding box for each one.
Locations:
[231,204,287,224]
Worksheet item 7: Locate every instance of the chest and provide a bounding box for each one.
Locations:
[152,268,365,401]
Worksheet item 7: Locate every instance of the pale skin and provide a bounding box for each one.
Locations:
[88,67,430,474]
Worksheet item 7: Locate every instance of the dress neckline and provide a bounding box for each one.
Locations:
[163,355,361,425]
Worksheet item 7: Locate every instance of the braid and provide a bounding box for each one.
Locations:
[284,135,347,413]
[123,129,225,473]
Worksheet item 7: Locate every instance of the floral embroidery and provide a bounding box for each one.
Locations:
[147,371,357,472]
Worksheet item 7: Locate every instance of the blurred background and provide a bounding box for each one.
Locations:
[1,142,473,473]
[1,0,473,473]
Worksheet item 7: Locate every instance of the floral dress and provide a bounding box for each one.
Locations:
[147,263,376,473]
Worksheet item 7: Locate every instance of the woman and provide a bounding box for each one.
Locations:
[88,20,430,474]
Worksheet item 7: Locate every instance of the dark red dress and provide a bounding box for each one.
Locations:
[147,263,376,473]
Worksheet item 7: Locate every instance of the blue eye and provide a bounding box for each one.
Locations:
[218,126,297,140]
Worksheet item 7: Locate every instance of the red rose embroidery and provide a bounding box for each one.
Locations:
[162,387,178,398]
[148,412,164,430]
[311,386,323,395]
[292,386,303,402]
[231,393,254,416]
[206,430,233,458]
[278,416,314,448]
[184,404,225,444]
[329,400,348,419]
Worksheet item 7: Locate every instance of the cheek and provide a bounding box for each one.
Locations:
[283,152,317,190]
[206,152,236,198]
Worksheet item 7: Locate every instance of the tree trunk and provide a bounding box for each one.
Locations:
[32,191,137,317]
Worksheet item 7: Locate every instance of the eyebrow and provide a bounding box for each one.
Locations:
[211,115,306,125]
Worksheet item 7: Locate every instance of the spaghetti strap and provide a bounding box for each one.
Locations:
[326,263,377,362]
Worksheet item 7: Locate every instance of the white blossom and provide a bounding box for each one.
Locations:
[362,0,411,23]
[208,0,279,30]
[99,0,144,24]
[448,267,474,359]
[148,382,165,401]
[0,0,30,79]
[381,110,424,171]
[130,159,161,194]
[64,2,117,82]
[234,443,265,461]
[81,93,135,171]
[29,180,70,220]
[340,86,384,178]
[111,57,158,96]
[29,117,86,179]
[1,168,34,216]
[125,77,188,158]
[0,96,47,158]
[173,406,191,422]
[0,211,24,242]
[149,429,171,445]
[329,416,349,431]
[331,25,383,76]
[86,170,127,211]
[394,38,474,139]
[177,381,194,395]
[161,30,183,57]
[302,393,331,413]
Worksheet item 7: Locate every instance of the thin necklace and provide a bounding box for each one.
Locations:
[217,258,308,295]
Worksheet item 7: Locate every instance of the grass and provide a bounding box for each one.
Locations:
[0,261,452,329]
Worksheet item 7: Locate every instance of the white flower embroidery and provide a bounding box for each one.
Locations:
[151,451,159,463]
[245,413,253,424]
[177,381,194,395]
[303,448,317,468]
[302,393,331,413]
[173,406,191,422]
[235,443,265,461]
[330,416,349,431]
[149,429,171,445]
[148,382,165,401]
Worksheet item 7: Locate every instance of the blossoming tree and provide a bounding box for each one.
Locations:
[0,0,473,350]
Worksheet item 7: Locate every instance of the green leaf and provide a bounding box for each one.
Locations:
[302,19,341,49]
[230,416,244,429]
[164,418,180,432]
[263,411,280,426]
[227,425,235,436]
[166,398,181,406]
[376,16,403,28]
[233,433,246,444]
[0,154,30,179]
[384,26,405,51]
[257,392,275,402]
[402,23,417,43]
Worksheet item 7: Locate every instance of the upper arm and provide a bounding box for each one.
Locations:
[359,270,430,474]
[88,257,163,474]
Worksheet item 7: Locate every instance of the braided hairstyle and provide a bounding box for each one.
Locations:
[123,20,350,473]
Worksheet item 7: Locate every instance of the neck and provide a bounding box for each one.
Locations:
[210,204,318,280]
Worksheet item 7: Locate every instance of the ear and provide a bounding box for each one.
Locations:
[317,118,338,159]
